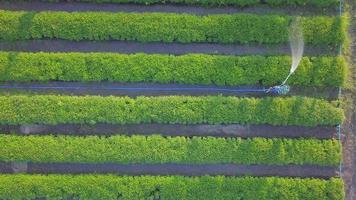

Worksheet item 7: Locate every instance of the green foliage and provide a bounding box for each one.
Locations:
[301,15,346,46]
[0,51,347,87]
[16,0,340,7]
[0,95,344,126]
[0,10,345,46]
[264,0,338,7]
[0,175,344,200]
[0,134,341,166]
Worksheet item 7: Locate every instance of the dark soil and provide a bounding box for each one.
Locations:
[0,81,340,99]
[0,0,338,16]
[0,124,337,139]
[0,163,12,173]
[343,116,356,200]
[0,40,338,56]
[0,162,338,178]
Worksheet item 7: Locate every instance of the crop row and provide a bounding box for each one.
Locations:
[0,95,343,126]
[0,52,347,87]
[0,175,344,200]
[0,134,340,166]
[0,10,346,46]
[18,0,340,7]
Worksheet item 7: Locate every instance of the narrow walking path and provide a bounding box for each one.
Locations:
[0,0,337,16]
[0,40,337,56]
[343,1,356,199]
[0,162,339,179]
[0,124,337,139]
[0,82,340,99]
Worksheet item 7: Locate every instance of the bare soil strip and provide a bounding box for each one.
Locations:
[0,40,337,56]
[0,162,338,178]
[0,82,340,99]
[343,113,356,200]
[343,1,356,199]
[0,124,337,139]
[0,0,337,16]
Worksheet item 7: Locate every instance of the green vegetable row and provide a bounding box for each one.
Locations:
[16,0,340,7]
[260,0,339,7]
[0,10,346,46]
[0,52,347,87]
[0,134,341,166]
[0,175,344,200]
[0,95,344,126]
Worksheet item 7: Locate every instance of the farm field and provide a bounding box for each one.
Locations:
[0,0,354,200]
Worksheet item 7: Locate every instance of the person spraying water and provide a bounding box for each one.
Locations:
[267,17,304,95]
[0,18,306,96]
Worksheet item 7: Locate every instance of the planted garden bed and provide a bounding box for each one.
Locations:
[0,52,347,86]
[0,10,346,46]
[4,0,340,7]
[0,134,341,165]
[0,0,349,198]
[0,95,344,126]
[0,175,344,200]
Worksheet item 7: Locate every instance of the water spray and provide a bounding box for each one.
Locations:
[0,19,305,96]
[267,17,304,95]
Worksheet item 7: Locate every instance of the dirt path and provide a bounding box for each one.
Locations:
[0,162,338,178]
[0,124,337,139]
[0,40,337,56]
[343,1,356,199]
[0,82,340,99]
[341,97,356,199]
[0,0,337,16]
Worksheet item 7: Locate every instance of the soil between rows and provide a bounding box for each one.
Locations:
[0,40,338,56]
[0,124,337,139]
[0,82,340,99]
[0,162,338,178]
[0,0,338,16]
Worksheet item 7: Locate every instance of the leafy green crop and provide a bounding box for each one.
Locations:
[14,0,340,7]
[0,95,344,126]
[0,134,341,166]
[264,0,338,7]
[0,52,347,87]
[0,175,344,200]
[0,10,345,46]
